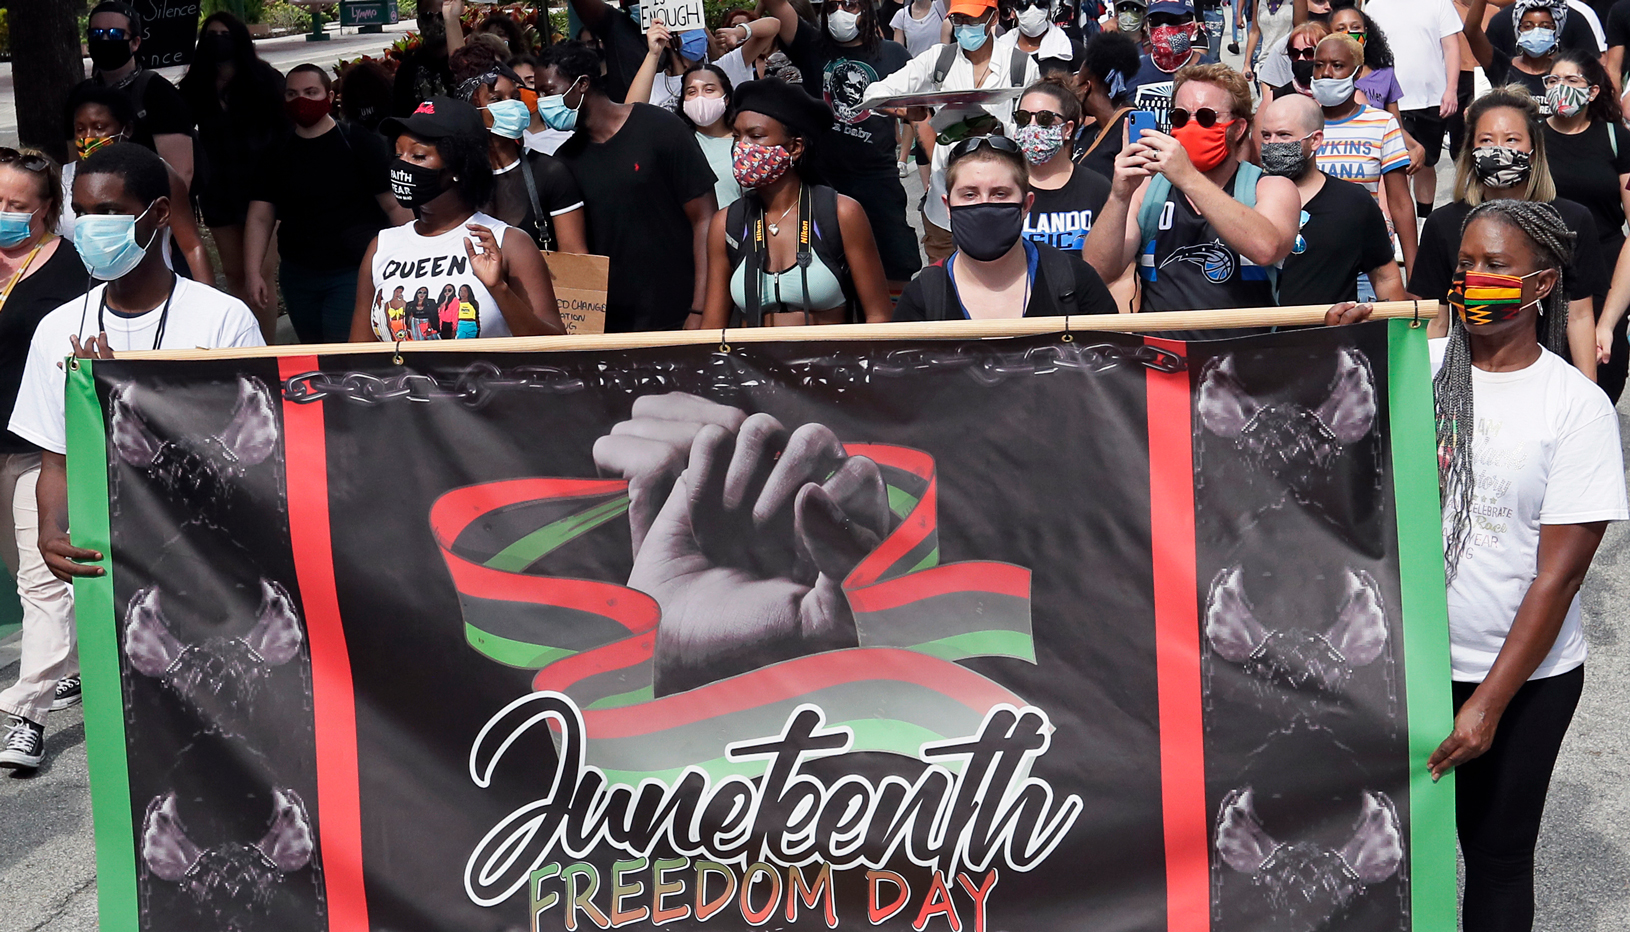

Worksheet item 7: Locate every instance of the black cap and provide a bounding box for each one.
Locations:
[732,79,834,138]
[380,96,487,144]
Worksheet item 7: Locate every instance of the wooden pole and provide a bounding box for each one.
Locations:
[120,301,1433,361]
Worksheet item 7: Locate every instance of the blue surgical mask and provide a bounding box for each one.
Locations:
[678,28,709,61]
[954,22,989,51]
[1516,26,1557,56]
[0,210,36,249]
[74,204,156,281]
[538,78,585,131]
[484,98,531,139]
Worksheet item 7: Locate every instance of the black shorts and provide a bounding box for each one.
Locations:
[827,169,924,282]
[1400,107,1448,167]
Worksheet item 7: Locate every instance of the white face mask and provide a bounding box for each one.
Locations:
[827,9,861,41]
[1311,74,1355,107]
[1017,5,1051,35]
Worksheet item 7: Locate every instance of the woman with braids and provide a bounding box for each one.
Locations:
[1333,198,1627,932]
[1540,49,1630,401]
[1407,85,1605,380]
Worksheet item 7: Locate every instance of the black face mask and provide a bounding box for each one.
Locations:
[389,158,448,212]
[949,202,1026,261]
[1291,59,1315,87]
[89,37,134,71]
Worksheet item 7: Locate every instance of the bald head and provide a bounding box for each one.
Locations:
[1259,93,1324,138]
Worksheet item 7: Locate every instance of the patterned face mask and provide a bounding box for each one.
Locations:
[1545,82,1590,117]
[1015,122,1068,164]
[1448,270,1541,325]
[1471,145,1532,189]
[1149,23,1192,71]
[731,139,793,189]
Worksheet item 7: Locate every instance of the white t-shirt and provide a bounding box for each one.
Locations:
[369,211,518,341]
[523,128,570,156]
[649,70,685,111]
[715,46,756,89]
[9,277,265,456]
[1429,340,1629,682]
[1364,0,1465,111]
[890,0,949,56]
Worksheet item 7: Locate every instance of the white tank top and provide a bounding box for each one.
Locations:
[368,211,516,341]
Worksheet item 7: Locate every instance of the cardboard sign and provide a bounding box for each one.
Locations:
[545,252,608,334]
[131,0,202,69]
[639,0,706,32]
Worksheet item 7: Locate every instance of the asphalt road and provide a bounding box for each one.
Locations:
[1,15,1628,932]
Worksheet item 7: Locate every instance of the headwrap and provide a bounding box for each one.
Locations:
[1510,0,1567,39]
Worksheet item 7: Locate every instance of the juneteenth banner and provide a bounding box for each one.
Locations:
[65,319,1456,932]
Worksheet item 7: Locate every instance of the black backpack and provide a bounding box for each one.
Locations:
[911,241,1084,319]
[126,69,212,202]
[723,184,859,325]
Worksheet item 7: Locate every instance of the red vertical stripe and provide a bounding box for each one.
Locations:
[279,356,369,931]
[1144,336,1208,932]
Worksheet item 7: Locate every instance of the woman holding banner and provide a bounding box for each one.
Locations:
[1341,198,1627,932]
[701,79,894,326]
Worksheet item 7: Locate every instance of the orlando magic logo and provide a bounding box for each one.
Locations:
[1159,239,1236,283]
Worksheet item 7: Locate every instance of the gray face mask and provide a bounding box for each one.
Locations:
[1260,139,1312,178]
[1117,8,1145,30]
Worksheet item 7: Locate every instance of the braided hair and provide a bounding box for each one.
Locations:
[1436,199,1574,580]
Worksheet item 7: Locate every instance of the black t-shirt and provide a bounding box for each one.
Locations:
[249,121,393,271]
[1409,197,1606,302]
[1278,174,1395,306]
[1022,164,1111,252]
[555,104,717,331]
[592,8,658,105]
[1487,10,1601,55]
[1608,0,1630,50]
[1142,168,1276,334]
[1481,49,1551,103]
[1543,120,1630,249]
[891,242,1118,319]
[788,21,912,176]
[1074,109,1129,182]
[85,70,194,151]
[487,151,586,253]
[0,244,90,453]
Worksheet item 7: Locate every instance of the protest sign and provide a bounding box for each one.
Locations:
[639,0,707,32]
[67,320,1455,932]
[131,0,202,68]
[545,252,609,335]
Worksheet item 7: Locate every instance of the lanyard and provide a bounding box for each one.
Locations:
[80,273,178,352]
[0,235,52,315]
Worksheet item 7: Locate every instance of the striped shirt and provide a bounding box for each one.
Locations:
[1315,106,1409,204]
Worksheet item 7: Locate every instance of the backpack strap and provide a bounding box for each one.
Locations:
[1228,161,1279,300]
[807,185,861,321]
[723,194,768,327]
[932,43,959,84]
[1011,46,1030,86]
[1611,122,1619,159]
[127,69,157,122]
[516,153,548,248]
[1034,242,1079,315]
[917,262,954,319]
[1135,173,1173,261]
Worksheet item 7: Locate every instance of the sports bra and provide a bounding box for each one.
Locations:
[729,251,846,313]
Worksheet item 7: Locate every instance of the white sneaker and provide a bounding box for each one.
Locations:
[0,715,43,770]
[50,675,81,712]
[898,160,909,178]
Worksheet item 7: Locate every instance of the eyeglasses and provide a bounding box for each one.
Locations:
[1286,45,1317,60]
[87,27,131,41]
[0,149,50,173]
[947,134,1022,163]
[1169,107,1231,129]
[1014,108,1066,127]
[1541,74,1592,88]
[936,114,1003,145]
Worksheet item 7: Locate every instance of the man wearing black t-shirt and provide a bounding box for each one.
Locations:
[539,43,718,332]
[1258,95,1403,306]
[79,2,196,189]
[565,0,655,104]
[770,0,923,286]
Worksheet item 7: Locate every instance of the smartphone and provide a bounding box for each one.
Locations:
[1128,110,1158,142]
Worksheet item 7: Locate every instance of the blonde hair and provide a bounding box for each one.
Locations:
[0,149,62,234]
[1318,33,1364,69]
[1453,85,1557,206]
[1173,61,1254,122]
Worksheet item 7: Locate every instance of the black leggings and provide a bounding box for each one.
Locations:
[1454,665,1584,932]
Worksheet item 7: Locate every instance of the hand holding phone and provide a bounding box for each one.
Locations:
[1127,110,1158,145]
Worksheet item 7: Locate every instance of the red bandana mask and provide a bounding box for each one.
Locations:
[1172,117,1236,172]
[732,140,792,189]
[1150,24,1193,71]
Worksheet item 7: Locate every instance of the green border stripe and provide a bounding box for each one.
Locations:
[486,495,630,573]
[465,622,577,669]
[66,359,138,932]
[1387,319,1458,929]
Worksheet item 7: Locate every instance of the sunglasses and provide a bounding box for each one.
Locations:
[87,27,131,41]
[1287,45,1317,60]
[1169,107,1231,129]
[1016,0,1050,9]
[1014,108,1066,127]
[937,115,1003,145]
[825,0,866,12]
[0,149,50,173]
[947,134,1022,163]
